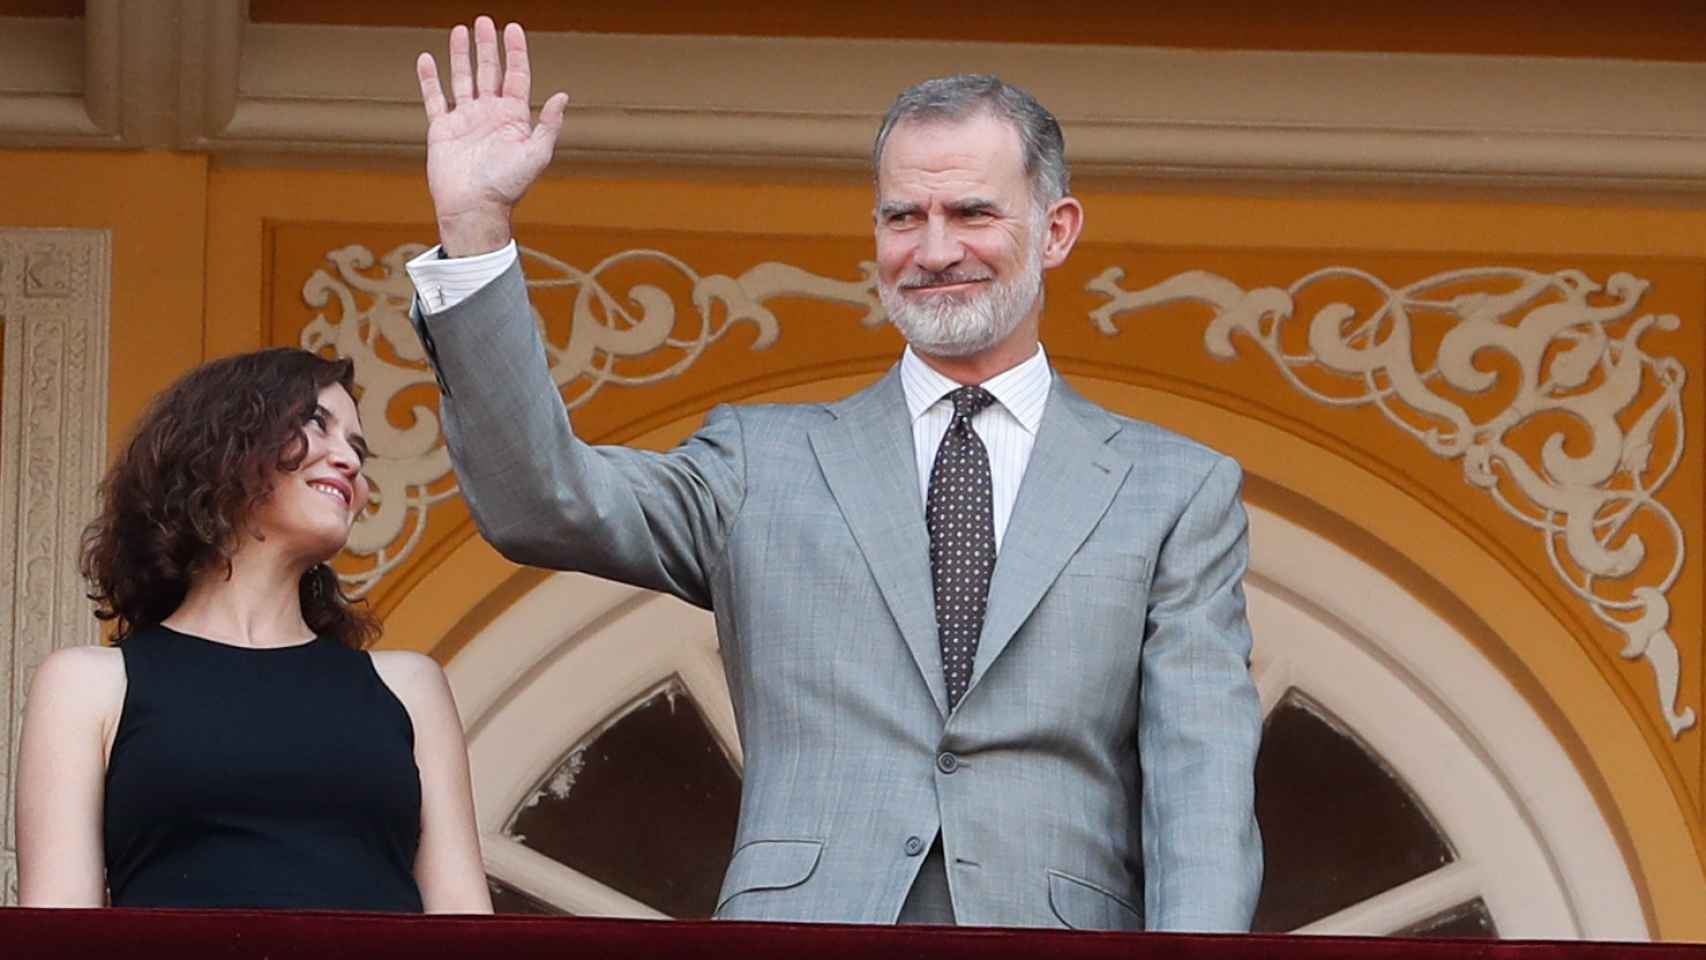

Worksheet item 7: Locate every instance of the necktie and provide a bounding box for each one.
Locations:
[926,386,997,709]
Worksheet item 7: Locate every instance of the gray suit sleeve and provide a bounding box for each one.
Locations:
[1139,454,1264,932]
[413,261,743,608]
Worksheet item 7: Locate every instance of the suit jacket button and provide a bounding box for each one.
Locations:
[936,752,959,774]
[904,835,925,856]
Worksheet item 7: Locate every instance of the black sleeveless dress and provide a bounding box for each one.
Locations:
[103,625,425,911]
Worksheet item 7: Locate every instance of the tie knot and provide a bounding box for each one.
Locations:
[947,385,996,422]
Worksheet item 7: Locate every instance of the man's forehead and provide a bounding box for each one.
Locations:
[882,112,1020,160]
[875,112,1027,196]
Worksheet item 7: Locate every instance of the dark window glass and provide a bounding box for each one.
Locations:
[1395,899,1498,939]
[1251,689,1454,932]
[488,877,569,916]
[505,679,741,918]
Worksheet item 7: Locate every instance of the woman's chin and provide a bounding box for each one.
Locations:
[276,530,351,570]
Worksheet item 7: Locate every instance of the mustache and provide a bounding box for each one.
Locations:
[899,270,994,291]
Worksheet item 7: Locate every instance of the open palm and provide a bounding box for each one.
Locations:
[417,17,568,256]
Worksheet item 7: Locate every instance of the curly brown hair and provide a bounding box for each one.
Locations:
[82,347,379,648]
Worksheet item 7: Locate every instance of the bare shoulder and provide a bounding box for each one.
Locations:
[32,644,124,696]
[26,644,126,731]
[368,649,453,712]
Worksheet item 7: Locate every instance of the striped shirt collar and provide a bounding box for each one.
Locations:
[899,343,1052,435]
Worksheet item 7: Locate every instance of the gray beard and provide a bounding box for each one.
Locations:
[880,246,1044,358]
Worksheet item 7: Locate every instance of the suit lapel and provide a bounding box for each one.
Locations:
[966,377,1132,700]
[809,369,948,717]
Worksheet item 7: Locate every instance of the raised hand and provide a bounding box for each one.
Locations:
[417,17,568,257]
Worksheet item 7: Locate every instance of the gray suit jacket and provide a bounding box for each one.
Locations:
[416,262,1263,931]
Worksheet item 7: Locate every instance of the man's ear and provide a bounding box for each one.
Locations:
[1040,196,1085,269]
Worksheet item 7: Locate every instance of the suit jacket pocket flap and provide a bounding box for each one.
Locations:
[1047,870,1142,931]
[1061,548,1148,582]
[715,839,824,914]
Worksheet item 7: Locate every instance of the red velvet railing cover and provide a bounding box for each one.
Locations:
[3,909,1704,959]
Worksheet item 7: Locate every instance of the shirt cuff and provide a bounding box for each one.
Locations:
[405,241,519,315]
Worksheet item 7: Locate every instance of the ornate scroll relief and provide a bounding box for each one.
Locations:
[1087,266,1696,738]
[0,229,111,904]
[301,243,882,598]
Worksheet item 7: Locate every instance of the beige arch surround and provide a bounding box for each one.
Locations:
[378,372,1705,939]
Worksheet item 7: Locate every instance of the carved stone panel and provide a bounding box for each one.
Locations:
[0,228,111,905]
[1088,265,1697,738]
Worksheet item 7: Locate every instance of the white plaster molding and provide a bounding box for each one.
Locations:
[0,2,181,149]
[300,242,878,597]
[203,20,1706,189]
[1088,265,1696,738]
[4,2,1698,189]
[0,228,111,906]
[176,0,244,142]
[1291,862,1484,937]
[0,15,107,142]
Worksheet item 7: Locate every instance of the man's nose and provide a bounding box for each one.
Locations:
[916,218,963,272]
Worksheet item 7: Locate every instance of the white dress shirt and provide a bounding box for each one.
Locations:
[407,242,1052,551]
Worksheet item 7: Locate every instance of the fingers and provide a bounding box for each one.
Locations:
[442,17,555,121]
[416,53,447,122]
[447,24,472,105]
[501,22,530,102]
[474,15,500,100]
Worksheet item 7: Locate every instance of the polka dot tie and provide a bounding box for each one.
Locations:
[926,386,997,710]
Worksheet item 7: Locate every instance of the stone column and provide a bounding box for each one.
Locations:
[0,228,110,904]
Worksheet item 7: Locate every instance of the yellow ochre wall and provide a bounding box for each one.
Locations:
[2,148,1705,936]
[0,151,207,464]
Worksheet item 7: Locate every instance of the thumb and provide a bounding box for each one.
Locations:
[530,92,569,155]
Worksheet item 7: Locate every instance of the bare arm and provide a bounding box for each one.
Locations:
[371,651,492,914]
[16,646,125,907]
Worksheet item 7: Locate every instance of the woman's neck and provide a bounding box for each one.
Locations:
[164,541,316,648]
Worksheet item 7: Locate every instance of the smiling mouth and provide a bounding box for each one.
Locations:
[307,480,351,508]
[904,278,991,293]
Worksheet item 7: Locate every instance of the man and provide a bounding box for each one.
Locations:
[407,17,1262,931]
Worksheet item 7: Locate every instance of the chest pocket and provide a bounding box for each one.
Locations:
[1061,547,1148,584]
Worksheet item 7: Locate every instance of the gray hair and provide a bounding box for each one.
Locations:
[872,74,1069,210]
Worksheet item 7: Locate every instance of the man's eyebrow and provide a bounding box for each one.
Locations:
[945,197,1000,215]
[877,200,923,218]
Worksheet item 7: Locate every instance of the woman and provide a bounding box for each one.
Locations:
[16,348,492,912]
